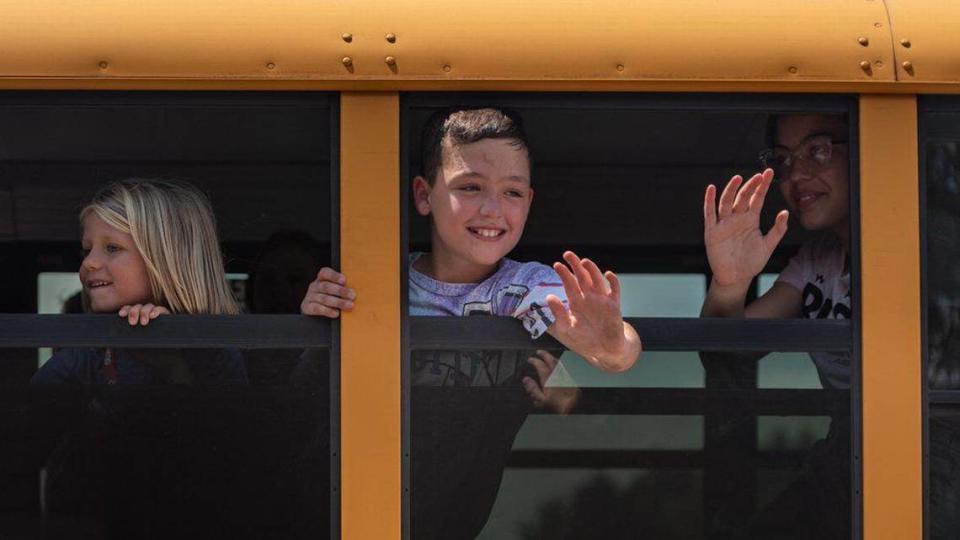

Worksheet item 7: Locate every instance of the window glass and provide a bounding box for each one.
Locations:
[0,92,336,538]
[403,95,856,539]
[922,97,960,539]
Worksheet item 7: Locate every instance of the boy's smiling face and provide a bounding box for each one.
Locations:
[414,137,533,283]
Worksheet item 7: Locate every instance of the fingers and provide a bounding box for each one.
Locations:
[605,271,621,303]
[717,175,743,220]
[528,352,554,384]
[553,261,583,300]
[522,376,546,408]
[119,304,168,326]
[748,168,776,214]
[546,294,572,331]
[535,349,559,371]
[704,184,717,228]
[732,172,763,214]
[317,267,347,285]
[301,297,342,318]
[581,259,606,293]
[301,267,355,318]
[763,209,790,254]
[562,251,593,289]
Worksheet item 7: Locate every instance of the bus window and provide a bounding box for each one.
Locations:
[0,92,338,538]
[922,96,960,539]
[402,94,857,539]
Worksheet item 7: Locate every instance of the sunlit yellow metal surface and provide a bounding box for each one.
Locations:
[340,93,401,539]
[885,0,960,84]
[859,94,922,540]
[0,0,900,87]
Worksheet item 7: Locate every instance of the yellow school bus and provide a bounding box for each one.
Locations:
[1,1,958,539]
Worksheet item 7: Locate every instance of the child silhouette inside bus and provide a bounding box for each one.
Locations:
[32,179,246,385]
[701,114,851,538]
[300,107,641,538]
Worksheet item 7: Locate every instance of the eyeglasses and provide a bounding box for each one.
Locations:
[759,134,847,181]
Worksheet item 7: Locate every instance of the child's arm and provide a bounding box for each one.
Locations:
[544,251,641,373]
[701,169,797,319]
[300,268,356,318]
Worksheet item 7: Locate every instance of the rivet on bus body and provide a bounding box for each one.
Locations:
[859,61,872,73]
[266,62,276,70]
[616,64,625,72]
[442,64,452,73]
[385,56,397,66]
[858,37,869,46]
[342,33,353,43]
[874,22,882,28]
[788,66,798,74]
[98,61,109,70]
[900,39,912,48]
[902,61,914,74]
[386,33,397,43]
[342,57,353,67]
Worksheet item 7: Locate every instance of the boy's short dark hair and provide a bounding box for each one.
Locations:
[420,107,531,185]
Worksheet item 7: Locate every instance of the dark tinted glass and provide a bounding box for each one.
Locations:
[0,92,336,539]
[1,347,330,538]
[926,138,960,389]
[408,347,850,540]
[924,100,960,540]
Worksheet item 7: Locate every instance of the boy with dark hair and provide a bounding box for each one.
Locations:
[302,107,641,538]
[304,107,641,371]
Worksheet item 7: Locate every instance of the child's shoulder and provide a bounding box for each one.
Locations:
[488,258,559,286]
[797,233,844,263]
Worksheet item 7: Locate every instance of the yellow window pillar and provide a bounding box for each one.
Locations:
[860,94,921,540]
[340,92,401,539]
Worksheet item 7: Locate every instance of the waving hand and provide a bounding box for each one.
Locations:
[704,169,789,288]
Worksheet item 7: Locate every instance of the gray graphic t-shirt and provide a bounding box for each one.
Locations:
[409,253,567,388]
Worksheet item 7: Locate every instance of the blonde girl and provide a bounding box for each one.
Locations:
[33,179,245,384]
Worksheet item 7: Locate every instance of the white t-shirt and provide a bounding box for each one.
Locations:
[776,235,852,389]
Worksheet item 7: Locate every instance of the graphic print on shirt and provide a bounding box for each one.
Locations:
[801,275,852,320]
[411,349,529,387]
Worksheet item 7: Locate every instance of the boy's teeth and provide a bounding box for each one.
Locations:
[473,228,502,237]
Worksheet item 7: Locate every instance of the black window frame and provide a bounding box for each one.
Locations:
[400,92,862,540]
[0,90,341,539]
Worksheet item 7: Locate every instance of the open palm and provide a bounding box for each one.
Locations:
[546,251,626,366]
[704,169,789,287]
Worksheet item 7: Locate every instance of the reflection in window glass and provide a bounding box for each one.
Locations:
[924,104,960,539]
[927,139,960,389]
[410,348,849,539]
[930,405,960,539]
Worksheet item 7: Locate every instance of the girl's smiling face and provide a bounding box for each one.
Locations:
[79,213,153,313]
[775,114,850,235]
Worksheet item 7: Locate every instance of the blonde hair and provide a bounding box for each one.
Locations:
[81,179,240,315]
